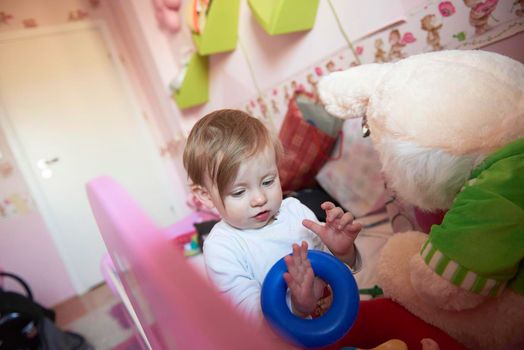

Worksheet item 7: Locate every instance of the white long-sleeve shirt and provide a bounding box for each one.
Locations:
[203,197,331,322]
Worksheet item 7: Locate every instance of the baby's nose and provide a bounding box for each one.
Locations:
[251,190,267,206]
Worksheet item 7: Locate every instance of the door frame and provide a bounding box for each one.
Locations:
[0,21,185,293]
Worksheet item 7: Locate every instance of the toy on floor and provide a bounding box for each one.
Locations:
[343,338,439,350]
[318,49,524,350]
[173,232,201,256]
[358,285,383,299]
[261,250,359,349]
[343,339,408,350]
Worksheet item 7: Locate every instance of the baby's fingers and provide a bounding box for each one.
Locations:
[344,222,363,234]
[338,212,356,228]
[300,241,308,261]
[284,255,296,274]
[326,206,344,223]
[321,201,336,211]
[303,267,315,288]
[303,219,325,236]
[283,272,296,289]
[292,243,302,269]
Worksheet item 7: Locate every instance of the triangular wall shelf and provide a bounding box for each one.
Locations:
[248,0,320,35]
[192,0,241,55]
[172,53,209,109]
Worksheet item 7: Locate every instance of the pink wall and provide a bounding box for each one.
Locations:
[0,128,76,306]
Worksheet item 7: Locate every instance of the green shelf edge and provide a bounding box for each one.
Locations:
[192,0,241,55]
[172,53,209,109]
[248,0,320,35]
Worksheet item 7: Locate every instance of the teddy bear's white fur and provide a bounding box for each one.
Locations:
[318,50,524,350]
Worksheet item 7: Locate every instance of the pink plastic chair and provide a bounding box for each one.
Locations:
[86,176,289,350]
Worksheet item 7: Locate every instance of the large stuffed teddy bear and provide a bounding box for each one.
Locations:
[318,50,524,350]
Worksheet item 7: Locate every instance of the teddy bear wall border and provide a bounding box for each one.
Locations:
[0,141,35,220]
[241,0,524,130]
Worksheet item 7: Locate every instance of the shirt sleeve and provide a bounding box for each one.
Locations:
[422,155,524,296]
[203,234,263,324]
[348,246,362,274]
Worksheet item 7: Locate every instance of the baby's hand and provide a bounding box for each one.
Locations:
[303,201,362,265]
[283,241,326,317]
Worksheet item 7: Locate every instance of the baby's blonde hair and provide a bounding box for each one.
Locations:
[183,109,282,199]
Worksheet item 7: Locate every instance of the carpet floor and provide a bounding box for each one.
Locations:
[65,302,136,350]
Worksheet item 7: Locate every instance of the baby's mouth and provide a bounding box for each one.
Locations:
[253,210,270,222]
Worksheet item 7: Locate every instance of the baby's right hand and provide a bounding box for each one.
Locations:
[283,241,325,317]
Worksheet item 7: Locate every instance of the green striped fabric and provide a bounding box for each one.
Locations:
[420,241,505,296]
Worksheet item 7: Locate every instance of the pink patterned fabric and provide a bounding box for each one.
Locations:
[316,119,386,217]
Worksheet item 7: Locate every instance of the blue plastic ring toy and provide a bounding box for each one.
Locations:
[261,250,359,348]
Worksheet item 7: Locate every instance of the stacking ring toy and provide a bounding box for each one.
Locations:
[261,250,359,348]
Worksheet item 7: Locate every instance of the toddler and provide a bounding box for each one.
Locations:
[183,109,362,323]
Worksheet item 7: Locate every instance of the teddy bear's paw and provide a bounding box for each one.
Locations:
[317,78,368,119]
[377,231,426,299]
[318,63,393,120]
[409,254,486,311]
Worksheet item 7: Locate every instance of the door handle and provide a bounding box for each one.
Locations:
[37,157,59,169]
[37,157,60,178]
[44,157,59,165]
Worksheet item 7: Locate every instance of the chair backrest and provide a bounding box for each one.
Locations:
[86,176,288,350]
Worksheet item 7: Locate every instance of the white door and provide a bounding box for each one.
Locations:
[0,22,185,294]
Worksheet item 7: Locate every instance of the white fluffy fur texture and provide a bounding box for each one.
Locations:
[378,232,524,350]
[374,137,483,210]
[318,62,393,119]
[319,50,524,156]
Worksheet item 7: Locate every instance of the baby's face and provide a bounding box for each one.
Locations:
[209,146,283,230]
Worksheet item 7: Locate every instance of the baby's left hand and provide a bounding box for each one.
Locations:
[303,201,362,265]
[283,241,326,317]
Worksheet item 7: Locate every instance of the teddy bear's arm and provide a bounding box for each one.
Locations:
[411,141,524,310]
[318,63,392,120]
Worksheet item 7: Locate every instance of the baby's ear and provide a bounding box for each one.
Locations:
[191,185,215,210]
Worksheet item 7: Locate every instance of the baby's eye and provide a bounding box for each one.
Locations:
[230,189,245,198]
[262,178,275,186]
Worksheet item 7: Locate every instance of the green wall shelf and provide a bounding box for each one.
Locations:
[248,0,320,35]
[192,0,241,55]
[172,53,209,109]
